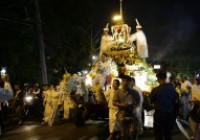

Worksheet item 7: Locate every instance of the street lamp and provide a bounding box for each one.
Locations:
[154,64,161,70]
[1,67,6,78]
[92,55,97,60]
[78,72,82,76]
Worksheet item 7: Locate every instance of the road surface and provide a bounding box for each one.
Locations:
[2,120,189,140]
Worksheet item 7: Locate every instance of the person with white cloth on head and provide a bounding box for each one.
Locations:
[100,23,113,56]
[130,19,149,61]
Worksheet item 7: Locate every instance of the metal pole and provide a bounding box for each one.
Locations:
[34,0,48,85]
[90,26,93,66]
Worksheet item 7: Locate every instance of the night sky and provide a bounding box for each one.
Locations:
[93,0,200,65]
[0,0,200,73]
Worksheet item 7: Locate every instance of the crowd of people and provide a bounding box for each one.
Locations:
[0,69,200,140]
[105,70,200,140]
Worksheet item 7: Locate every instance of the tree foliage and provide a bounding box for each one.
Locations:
[0,0,94,85]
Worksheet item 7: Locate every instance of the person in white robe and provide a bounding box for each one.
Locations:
[105,79,120,140]
[130,19,148,60]
[100,25,113,56]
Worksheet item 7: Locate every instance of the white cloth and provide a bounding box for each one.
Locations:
[100,35,113,55]
[130,30,148,58]
[144,109,155,128]
[181,80,192,93]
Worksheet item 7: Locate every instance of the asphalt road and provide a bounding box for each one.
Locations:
[2,120,189,140]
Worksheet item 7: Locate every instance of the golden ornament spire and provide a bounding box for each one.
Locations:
[113,0,124,24]
[120,0,123,18]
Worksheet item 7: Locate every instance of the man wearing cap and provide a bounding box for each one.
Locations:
[130,19,148,61]
[100,24,113,56]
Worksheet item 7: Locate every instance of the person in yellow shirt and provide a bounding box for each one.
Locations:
[48,86,61,127]
[42,85,52,124]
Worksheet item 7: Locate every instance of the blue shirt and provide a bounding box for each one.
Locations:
[150,83,178,113]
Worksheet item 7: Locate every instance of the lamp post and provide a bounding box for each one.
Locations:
[34,0,48,85]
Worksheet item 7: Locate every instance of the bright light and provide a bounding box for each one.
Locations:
[83,70,88,75]
[154,64,161,70]
[134,72,148,91]
[92,55,97,60]
[25,96,33,103]
[1,67,6,78]
[78,72,82,76]
[113,15,122,21]
[1,69,6,74]
[85,74,92,87]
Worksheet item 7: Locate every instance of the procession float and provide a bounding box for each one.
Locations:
[60,0,158,126]
[85,0,157,94]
